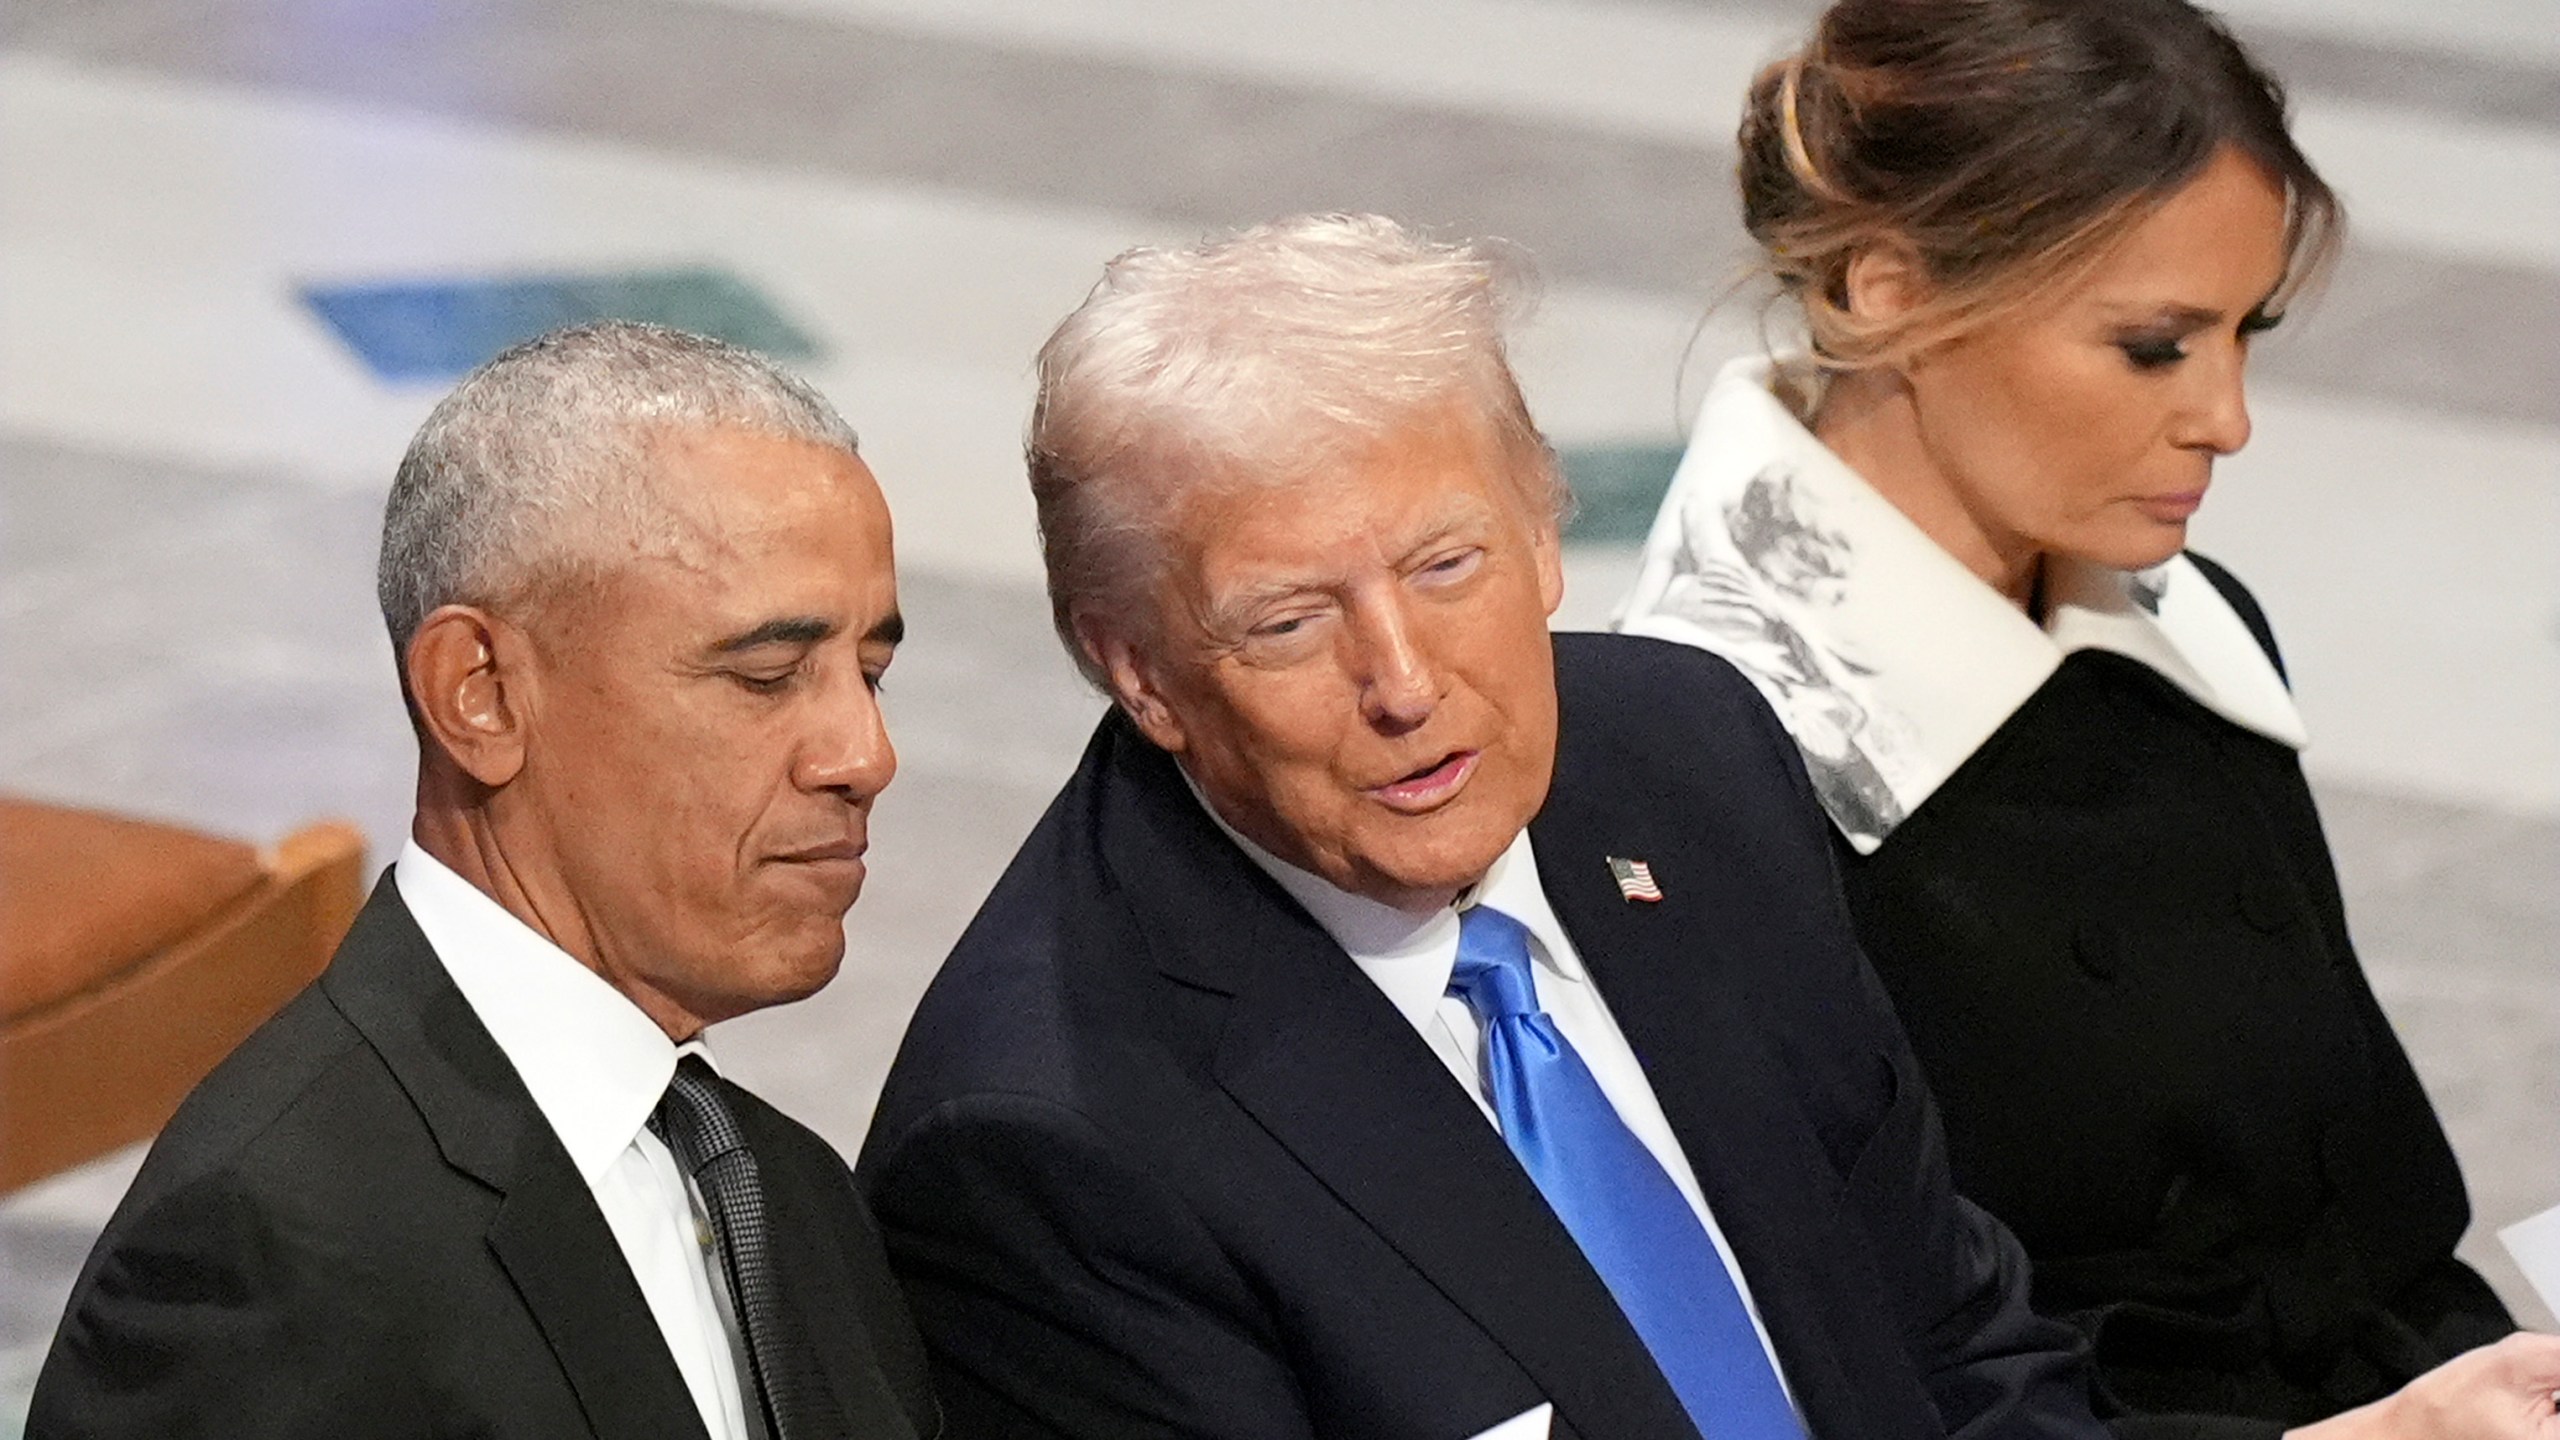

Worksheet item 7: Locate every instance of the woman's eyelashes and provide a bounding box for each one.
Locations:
[2117,307,2281,372]
[2118,336,2188,371]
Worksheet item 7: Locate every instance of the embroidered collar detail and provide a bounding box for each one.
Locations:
[1612,355,2306,854]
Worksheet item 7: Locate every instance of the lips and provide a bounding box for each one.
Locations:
[772,837,867,866]
[2135,490,2207,522]
[769,838,869,911]
[1366,750,1478,814]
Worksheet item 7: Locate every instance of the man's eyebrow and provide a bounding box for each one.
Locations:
[712,616,835,653]
[1201,578,1323,637]
[866,610,905,647]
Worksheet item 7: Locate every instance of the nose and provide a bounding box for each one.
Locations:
[795,674,897,802]
[2179,348,2253,457]
[1350,591,1439,734]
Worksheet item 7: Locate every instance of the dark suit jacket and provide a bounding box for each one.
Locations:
[858,632,2103,1440]
[31,878,938,1440]
[1836,557,2512,1440]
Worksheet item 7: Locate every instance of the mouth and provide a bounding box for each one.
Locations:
[770,837,869,893]
[2134,489,2208,523]
[1365,750,1478,814]
[775,838,867,865]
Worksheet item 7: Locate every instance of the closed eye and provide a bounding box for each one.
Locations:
[1414,547,1485,584]
[2118,337,2188,372]
[730,666,802,695]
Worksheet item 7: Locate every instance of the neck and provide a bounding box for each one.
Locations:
[1808,367,2043,610]
[411,767,710,1042]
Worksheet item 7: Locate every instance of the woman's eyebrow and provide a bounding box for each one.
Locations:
[2097,301,2226,329]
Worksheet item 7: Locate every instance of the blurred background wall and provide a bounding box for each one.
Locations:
[1,0,2552,1424]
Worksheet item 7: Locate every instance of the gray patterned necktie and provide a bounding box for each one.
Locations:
[649,1055,841,1439]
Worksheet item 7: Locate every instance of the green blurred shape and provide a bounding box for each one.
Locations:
[1559,442,1685,545]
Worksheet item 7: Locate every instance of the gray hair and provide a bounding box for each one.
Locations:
[377,321,858,662]
[1027,213,1566,689]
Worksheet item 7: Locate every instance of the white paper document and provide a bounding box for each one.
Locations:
[1462,1402,1553,1440]
[2499,1203,2560,1316]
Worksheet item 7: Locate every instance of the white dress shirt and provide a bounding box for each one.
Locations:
[395,841,751,1440]
[1197,806,1796,1398]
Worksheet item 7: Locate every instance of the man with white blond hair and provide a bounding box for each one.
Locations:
[34,322,937,1440]
[859,216,2104,1440]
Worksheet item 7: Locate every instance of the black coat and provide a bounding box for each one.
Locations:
[857,632,2104,1440]
[30,878,939,1440]
[1834,558,2514,1440]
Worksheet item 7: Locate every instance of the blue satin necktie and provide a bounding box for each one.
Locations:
[1448,904,1804,1440]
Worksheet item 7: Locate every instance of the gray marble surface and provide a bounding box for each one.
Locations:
[6,0,2555,427]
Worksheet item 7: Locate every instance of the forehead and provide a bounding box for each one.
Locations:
[607,426,895,629]
[650,424,876,524]
[1175,412,1522,579]
[2078,150,2292,304]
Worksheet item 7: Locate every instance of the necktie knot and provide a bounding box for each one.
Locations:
[1448,904,1540,1021]
[649,1054,747,1176]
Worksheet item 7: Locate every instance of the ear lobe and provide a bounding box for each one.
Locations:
[406,605,531,787]
[1078,615,1188,755]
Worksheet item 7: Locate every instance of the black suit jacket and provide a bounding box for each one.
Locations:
[858,633,2102,1440]
[31,878,938,1440]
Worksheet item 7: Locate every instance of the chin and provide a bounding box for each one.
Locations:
[753,961,842,1015]
[760,923,851,1002]
[2078,525,2189,576]
[1363,816,1524,906]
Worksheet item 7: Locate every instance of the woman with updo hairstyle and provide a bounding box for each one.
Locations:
[1615,0,2560,1436]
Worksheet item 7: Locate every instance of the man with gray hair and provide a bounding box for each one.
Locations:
[860,217,2101,1439]
[34,322,937,1440]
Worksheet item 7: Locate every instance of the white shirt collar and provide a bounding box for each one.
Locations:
[1614,354,2306,854]
[1180,774,1583,1031]
[394,840,715,1185]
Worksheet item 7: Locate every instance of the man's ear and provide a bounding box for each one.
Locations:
[1077,615,1189,756]
[405,605,535,787]
[1530,508,1565,618]
[1842,240,1928,328]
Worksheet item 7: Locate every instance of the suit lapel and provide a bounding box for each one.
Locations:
[1529,783,1908,1440]
[322,879,712,1440]
[1093,720,1700,1439]
[486,1166,718,1440]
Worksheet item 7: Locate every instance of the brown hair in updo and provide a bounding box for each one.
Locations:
[1738,0,2343,367]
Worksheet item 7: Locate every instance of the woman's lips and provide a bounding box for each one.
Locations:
[2135,490,2207,523]
[1367,751,1478,813]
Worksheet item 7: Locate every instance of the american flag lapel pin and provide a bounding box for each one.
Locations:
[1606,856,1663,904]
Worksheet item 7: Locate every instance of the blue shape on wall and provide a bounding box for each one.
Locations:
[299,265,824,383]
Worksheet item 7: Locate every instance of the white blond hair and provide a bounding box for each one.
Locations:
[1026,213,1566,688]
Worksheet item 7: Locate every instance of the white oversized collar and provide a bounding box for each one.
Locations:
[1612,356,2305,854]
